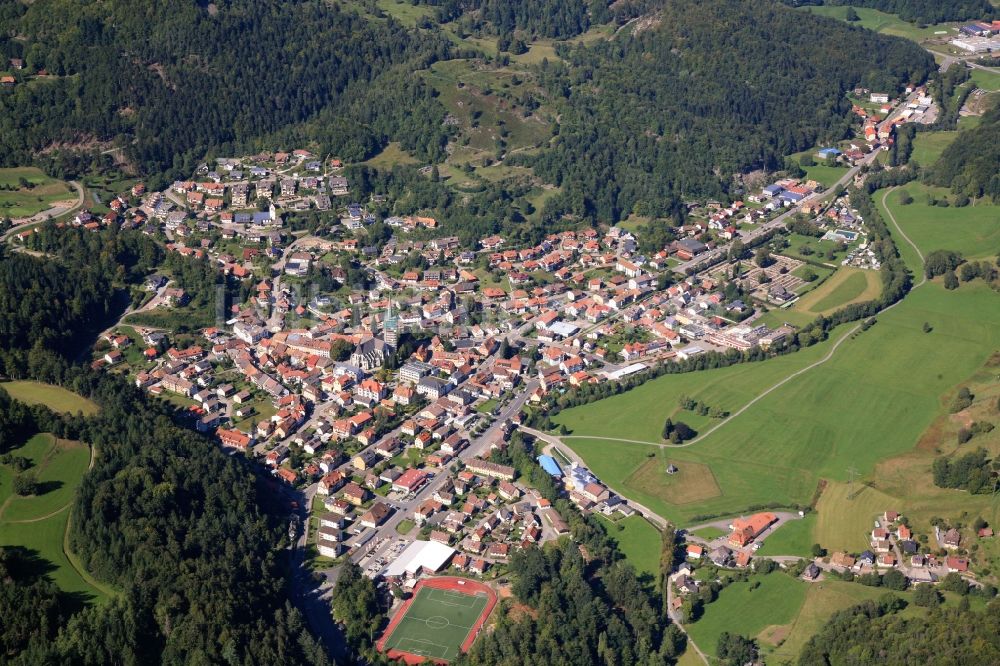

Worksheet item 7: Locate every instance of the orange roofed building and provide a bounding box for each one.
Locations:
[728,512,778,547]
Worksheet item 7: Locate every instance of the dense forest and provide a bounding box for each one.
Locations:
[930,102,1000,202]
[0,370,331,665]
[0,546,66,660]
[784,0,996,23]
[0,0,451,181]
[524,0,933,222]
[0,241,331,663]
[0,248,117,371]
[417,0,657,39]
[799,596,1000,664]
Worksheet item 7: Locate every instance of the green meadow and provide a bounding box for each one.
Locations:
[755,514,817,557]
[1,381,99,416]
[596,515,662,578]
[909,130,958,166]
[798,6,955,42]
[0,166,74,218]
[557,181,1000,525]
[878,185,1000,263]
[686,573,808,657]
[0,433,108,601]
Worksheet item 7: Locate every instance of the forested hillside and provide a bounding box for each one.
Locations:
[0,249,116,369]
[1,0,935,215]
[0,371,330,665]
[0,246,330,664]
[418,0,655,39]
[798,596,1000,664]
[930,102,1000,202]
[783,0,996,23]
[525,0,934,221]
[0,0,451,180]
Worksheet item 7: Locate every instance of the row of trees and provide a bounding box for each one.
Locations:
[785,0,996,23]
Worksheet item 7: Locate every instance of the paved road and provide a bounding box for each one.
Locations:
[524,428,670,529]
[684,512,803,547]
[3,180,84,240]
[351,379,539,568]
[674,88,922,278]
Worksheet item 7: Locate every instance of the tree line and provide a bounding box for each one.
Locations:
[784,0,996,23]
[930,101,1000,203]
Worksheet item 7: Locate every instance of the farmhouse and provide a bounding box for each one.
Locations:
[728,512,778,547]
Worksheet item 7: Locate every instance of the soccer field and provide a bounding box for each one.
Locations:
[382,585,491,661]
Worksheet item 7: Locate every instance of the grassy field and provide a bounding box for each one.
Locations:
[0,166,74,218]
[764,579,887,662]
[0,433,105,601]
[0,435,90,522]
[798,6,954,42]
[755,514,817,557]
[627,454,722,506]
[376,0,434,26]
[812,481,898,553]
[596,515,661,578]
[686,573,808,657]
[689,525,727,540]
[362,142,421,168]
[878,185,1000,262]
[561,277,1000,525]
[794,268,882,315]
[676,648,704,666]
[382,585,490,661]
[476,399,498,414]
[802,163,849,189]
[1,381,99,415]
[556,339,837,444]
[910,130,959,166]
[971,68,1000,92]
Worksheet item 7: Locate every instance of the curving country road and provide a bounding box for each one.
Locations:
[2,180,85,240]
[560,324,860,450]
[560,185,930,453]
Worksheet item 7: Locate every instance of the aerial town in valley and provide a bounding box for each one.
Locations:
[6,1,1000,663]
[11,69,994,655]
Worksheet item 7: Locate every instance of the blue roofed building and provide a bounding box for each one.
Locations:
[762,184,783,199]
[536,454,563,478]
[816,147,841,160]
[778,190,805,204]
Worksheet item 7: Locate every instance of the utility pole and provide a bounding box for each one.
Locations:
[847,466,859,498]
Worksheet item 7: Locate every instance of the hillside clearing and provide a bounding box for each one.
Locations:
[1,381,99,415]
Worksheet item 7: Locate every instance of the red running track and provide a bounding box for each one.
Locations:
[378,576,498,664]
